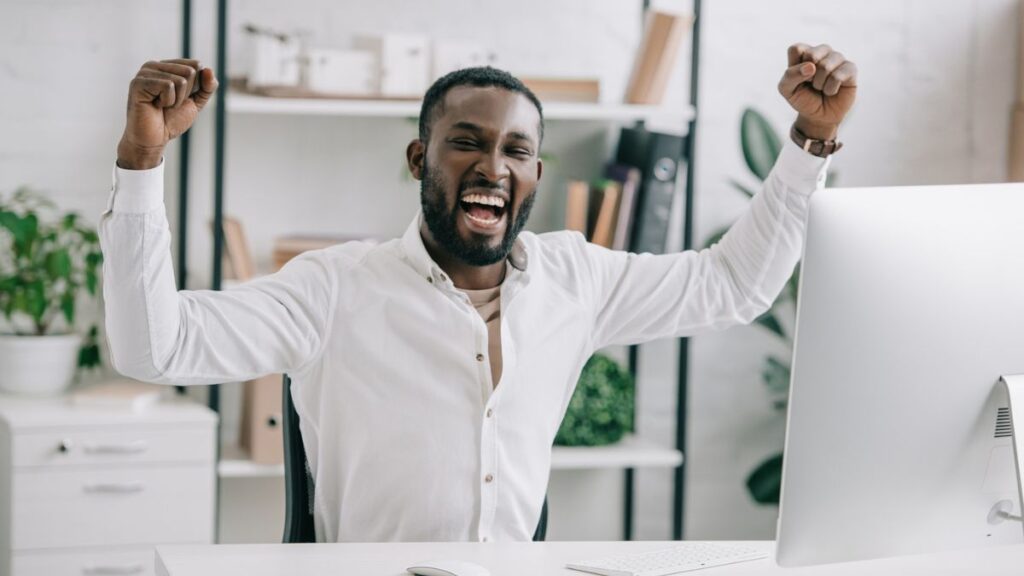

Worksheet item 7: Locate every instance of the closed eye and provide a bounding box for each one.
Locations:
[450,138,479,149]
[506,147,532,158]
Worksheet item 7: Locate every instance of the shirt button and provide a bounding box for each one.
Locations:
[476,353,485,362]
[482,536,489,542]
[484,473,494,483]
[486,408,493,418]
[427,277,433,283]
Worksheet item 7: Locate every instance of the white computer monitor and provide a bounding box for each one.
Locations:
[775,183,1024,567]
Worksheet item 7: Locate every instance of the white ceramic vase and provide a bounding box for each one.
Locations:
[0,333,82,395]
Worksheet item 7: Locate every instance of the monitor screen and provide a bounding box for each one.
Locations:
[776,184,1024,567]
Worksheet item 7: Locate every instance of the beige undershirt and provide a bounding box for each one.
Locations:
[461,285,502,388]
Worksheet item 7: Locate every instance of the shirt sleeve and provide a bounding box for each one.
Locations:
[99,161,336,385]
[586,138,829,349]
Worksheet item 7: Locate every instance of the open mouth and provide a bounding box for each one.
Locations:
[459,193,508,229]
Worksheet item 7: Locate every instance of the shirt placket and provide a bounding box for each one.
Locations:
[477,271,525,542]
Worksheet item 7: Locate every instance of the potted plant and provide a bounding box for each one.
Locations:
[703,108,835,504]
[555,353,635,446]
[0,187,103,395]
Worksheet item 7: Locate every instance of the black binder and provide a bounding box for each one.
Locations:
[614,127,687,254]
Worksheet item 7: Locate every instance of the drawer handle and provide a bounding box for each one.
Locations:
[82,564,145,575]
[82,482,145,494]
[60,439,149,455]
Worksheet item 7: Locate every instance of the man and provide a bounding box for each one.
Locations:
[102,43,857,542]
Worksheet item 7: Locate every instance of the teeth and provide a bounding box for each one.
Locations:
[465,211,500,225]
[462,193,506,208]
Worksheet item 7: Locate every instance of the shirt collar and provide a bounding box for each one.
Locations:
[400,211,530,284]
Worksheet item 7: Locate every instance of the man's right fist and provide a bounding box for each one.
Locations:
[117,59,218,170]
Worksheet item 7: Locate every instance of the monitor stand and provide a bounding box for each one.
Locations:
[998,375,1024,528]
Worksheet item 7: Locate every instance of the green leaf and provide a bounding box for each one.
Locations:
[46,249,72,278]
[86,251,103,267]
[0,210,18,235]
[754,310,786,339]
[61,291,75,325]
[26,280,46,326]
[62,213,78,230]
[85,269,98,295]
[762,355,791,398]
[746,453,783,505]
[787,265,801,303]
[740,108,782,181]
[555,354,634,446]
[729,178,757,199]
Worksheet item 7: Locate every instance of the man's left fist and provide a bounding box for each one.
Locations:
[778,43,858,140]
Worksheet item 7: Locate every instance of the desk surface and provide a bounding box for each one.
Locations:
[156,540,1024,576]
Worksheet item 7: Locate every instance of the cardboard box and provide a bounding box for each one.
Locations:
[625,10,693,105]
[239,373,284,465]
[1009,102,1024,181]
[355,34,430,98]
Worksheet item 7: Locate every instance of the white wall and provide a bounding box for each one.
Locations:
[688,0,1018,539]
[1,0,1017,542]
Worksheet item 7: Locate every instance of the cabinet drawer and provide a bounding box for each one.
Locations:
[12,426,215,468]
[12,546,157,576]
[12,465,214,550]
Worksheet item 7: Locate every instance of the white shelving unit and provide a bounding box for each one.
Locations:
[227,91,696,124]
[191,0,701,541]
[219,435,681,479]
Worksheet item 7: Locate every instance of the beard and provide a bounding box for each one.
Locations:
[420,160,536,267]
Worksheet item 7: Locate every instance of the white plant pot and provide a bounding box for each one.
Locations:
[0,333,83,396]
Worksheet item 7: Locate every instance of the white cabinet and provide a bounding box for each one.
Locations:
[0,394,217,576]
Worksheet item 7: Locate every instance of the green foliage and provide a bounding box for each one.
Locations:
[746,453,783,505]
[702,108,836,505]
[0,187,103,369]
[740,109,782,181]
[555,354,634,447]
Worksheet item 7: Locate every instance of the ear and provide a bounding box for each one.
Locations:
[536,156,543,182]
[406,139,425,180]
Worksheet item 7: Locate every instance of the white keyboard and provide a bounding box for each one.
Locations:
[566,543,768,576]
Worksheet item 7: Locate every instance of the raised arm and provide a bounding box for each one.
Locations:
[588,44,857,349]
[100,60,335,385]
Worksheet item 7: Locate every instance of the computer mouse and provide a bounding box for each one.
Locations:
[406,559,491,576]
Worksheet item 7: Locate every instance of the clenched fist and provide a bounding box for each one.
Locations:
[778,43,857,141]
[117,59,218,170]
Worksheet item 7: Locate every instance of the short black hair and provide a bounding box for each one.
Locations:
[418,66,544,145]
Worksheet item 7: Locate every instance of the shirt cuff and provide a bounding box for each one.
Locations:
[106,159,165,214]
[771,137,831,196]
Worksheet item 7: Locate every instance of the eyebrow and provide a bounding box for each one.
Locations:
[449,122,537,146]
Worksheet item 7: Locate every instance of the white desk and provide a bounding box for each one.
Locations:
[156,541,1024,576]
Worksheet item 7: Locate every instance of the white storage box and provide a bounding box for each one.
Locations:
[246,30,301,90]
[355,34,430,98]
[432,40,493,80]
[305,48,377,97]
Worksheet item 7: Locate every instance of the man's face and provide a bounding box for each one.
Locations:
[412,86,543,266]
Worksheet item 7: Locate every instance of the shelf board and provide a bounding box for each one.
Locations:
[218,435,681,478]
[218,444,284,479]
[226,91,695,125]
[551,434,683,470]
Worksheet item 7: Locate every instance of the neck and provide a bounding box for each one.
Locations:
[420,224,506,290]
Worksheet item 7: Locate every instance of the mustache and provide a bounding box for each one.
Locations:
[459,178,507,193]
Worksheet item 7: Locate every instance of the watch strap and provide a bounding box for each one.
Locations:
[790,125,843,157]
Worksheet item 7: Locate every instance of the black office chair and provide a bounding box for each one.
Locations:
[281,374,549,543]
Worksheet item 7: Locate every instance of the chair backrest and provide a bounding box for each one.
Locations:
[280,374,548,543]
[281,374,316,543]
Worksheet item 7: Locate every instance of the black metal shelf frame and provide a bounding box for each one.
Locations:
[178,0,700,542]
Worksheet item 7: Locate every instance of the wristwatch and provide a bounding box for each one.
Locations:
[790,124,843,157]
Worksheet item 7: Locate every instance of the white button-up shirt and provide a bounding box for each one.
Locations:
[99,140,827,543]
